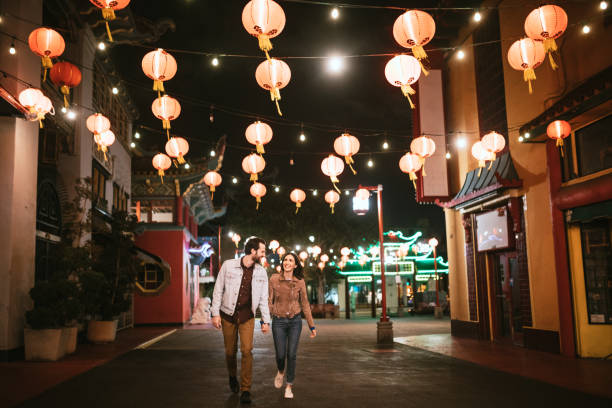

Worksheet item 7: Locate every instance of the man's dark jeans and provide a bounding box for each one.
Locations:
[272,315,302,384]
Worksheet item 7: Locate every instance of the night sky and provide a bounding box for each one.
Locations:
[111,1,476,238]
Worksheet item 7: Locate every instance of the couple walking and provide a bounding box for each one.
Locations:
[211,237,317,404]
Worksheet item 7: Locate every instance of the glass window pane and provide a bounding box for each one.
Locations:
[580,219,612,324]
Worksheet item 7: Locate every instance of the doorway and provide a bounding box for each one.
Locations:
[490,252,524,345]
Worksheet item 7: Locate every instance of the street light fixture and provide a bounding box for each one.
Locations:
[428,237,442,319]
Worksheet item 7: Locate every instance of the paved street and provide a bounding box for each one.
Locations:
[16,317,612,408]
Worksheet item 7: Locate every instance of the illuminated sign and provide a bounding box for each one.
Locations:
[372,261,415,275]
[347,276,373,283]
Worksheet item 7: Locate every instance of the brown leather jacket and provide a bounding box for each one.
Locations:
[268,273,315,328]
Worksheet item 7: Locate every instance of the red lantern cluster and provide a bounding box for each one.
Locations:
[393,10,436,75]
[18,88,53,128]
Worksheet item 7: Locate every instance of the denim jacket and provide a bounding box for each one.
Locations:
[211,257,271,324]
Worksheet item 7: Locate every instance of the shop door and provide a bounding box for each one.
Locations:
[491,253,522,344]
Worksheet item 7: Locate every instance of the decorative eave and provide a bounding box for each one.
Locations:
[519,66,612,138]
[436,152,522,210]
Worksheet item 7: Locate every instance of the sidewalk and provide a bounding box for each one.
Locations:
[11,317,612,408]
[0,326,175,408]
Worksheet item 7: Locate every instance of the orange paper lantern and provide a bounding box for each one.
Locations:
[86,113,111,135]
[547,120,571,154]
[471,141,494,176]
[321,155,345,192]
[232,234,242,247]
[18,88,52,127]
[242,153,266,182]
[165,136,189,164]
[250,182,267,210]
[393,10,435,75]
[269,240,280,253]
[355,188,370,201]
[290,188,306,214]
[524,5,567,70]
[312,246,321,257]
[410,136,436,176]
[245,121,273,154]
[385,55,421,109]
[255,58,291,116]
[49,62,81,108]
[28,28,65,82]
[152,153,172,183]
[142,48,177,94]
[203,171,222,200]
[481,131,506,161]
[90,0,131,42]
[324,190,340,214]
[399,152,422,187]
[333,133,360,174]
[242,0,286,58]
[94,130,115,161]
[507,38,545,94]
[152,95,181,135]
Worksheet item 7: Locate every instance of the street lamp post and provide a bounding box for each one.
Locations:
[428,237,442,319]
[354,184,393,345]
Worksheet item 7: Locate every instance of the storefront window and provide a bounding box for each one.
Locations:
[580,219,612,324]
[562,114,612,182]
[136,263,167,293]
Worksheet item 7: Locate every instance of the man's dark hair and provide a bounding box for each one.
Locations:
[244,236,266,255]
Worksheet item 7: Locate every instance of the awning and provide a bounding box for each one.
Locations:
[567,200,612,223]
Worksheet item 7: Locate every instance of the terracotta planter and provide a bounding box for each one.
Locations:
[24,328,64,361]
[87,320,118,343]
[62,326,78,354]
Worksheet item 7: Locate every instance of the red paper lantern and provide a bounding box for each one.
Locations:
[333,133,360,174]
[142,48,177,94]
[321,154,345,192]
[49,62,82,108]
[524,5,567,70]
[242,153,266,182]
[94,130,115,161]
[410,136,436,176]
[203,171,222,200]
[312,246,321,257]
[481,131,506,161]
[86,113,111,135]
[255,58,291,116]
[90,0,131,42]
[399,152,422,187]
[320,254,329,263]
[340,247,350,256]
[385,55,421,109]
[471,141,494,176]
[355,188,370,201]
[393,10,435,75]
[250,182,267,210]
[546,120,571,148]
[324,190,340,214]
[507,38,546,94]
[165,137,189,164]
[28,28,65,81]
[245,121,273,154]
[152,153,172,182]
[18,88,52,127]
[152,95,181,135]
[242,0,286,58]
[290,188,306,214]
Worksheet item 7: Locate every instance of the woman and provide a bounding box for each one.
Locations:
[269,252,316,399]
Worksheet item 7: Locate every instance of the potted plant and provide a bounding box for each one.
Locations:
[24,278,80,361]
[80,210,138,343]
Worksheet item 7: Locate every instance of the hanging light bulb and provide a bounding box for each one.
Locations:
[211,57,219,67]
[331,8,339,19]
[274,186,280,192]
[445,152,451,159]
[130,142,136,148]
[313,189,318,196]
[473,11,482,22]
[209,106,214,123]
[382,141,389,150]
[112,87,118,94]
[582,25,591,34]
[98,42,106,51]
[66,110,76,120]
[232,177,238,184]
[9,41,16,55]
[299,133,306,142]
[134,132,141,139]
[184,163,190,169]
[600,1,608,10]
[210,150,216,157]
[367,158,374,167]
[457,50,465,60]
[344,190,350,196]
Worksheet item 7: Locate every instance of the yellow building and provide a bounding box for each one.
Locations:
[438,1,611,357]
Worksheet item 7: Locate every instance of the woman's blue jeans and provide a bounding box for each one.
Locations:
[272,315,302,384]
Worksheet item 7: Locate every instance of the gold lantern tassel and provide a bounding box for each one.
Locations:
[250,173,258,182]
[101,146,108,162]
[256,197,261,210]
[177,154,186,164]
[330,203,335,214]
[543,38,559,70]
[210,186,215,201]
[158,168,165,184]
[60,85,70,108]
[37,112,45,128]
[162,119,170,129]
[345,156,357,175]
[331,176,341,194]
[153,80,164,93]
[409,172,417,189]
[270,88,283,116]
[401,84,416,109]
[524,68,536,94]
[102,8,116,42]
[421,157,427,177]
[256,143,265,154]
[41,56,52,82]
[418,59,429,76]
[411,45,428,61]
[477,160,485,177]
[295,202,301,214]
[556,138,565,157]
[258,34,273,59]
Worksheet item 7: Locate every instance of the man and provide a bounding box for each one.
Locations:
[211,236,271,404]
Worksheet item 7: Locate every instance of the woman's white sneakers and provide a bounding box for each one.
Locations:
[274,371,284,389]
[284,385,294,399]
